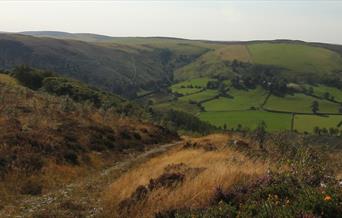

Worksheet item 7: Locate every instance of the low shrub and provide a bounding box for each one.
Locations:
[20,178,43,196]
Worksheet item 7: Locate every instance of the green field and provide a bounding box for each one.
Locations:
[309,85,342,102]
[171,88,202,95]
[172,77,215,89]
[179,89,219,102]
[294,114,342,132]
[248,43,342,74]
[199,111,292,131]
[202,87,267,111]
[265,93,340,113]
[154,100,200,114]
[171,77,214,95]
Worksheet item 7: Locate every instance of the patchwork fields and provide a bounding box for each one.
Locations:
[202,86,267,111]
[265,93,340,113]
[153,77,342,132]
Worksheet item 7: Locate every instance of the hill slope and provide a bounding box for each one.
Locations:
[1,32,342,97]
[0,33,208,96]
[0,73,177,206]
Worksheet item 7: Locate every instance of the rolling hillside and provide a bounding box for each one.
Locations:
[1,32,342,132]
[0,33,208,96]
[0,72,177,207]
[0,32,342,96]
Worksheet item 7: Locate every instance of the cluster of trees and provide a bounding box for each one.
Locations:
[320,75,342,89]
[322,92,337,102]
[156,110,218,134]
[180,84,202,89]
[12,65,56,90]
[230,60,288,95]
[206,80,229,96]
[313,126,341,136]
[305,87,338,102]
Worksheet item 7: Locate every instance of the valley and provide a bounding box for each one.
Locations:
[0,31,342,217]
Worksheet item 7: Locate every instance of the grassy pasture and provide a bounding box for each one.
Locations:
[171,77,214,95]
[174,45,251,80]
[179,89,219,102]
[171,88,202,95]
[265,93,340,113]
[294,114,342,132]
[308,84,342,102]
[172,77,214,88]
[248,43,342,74]
[175,59,234,81]
[199,111,292,131]
[203,86,268,111]
[154,100,200,114]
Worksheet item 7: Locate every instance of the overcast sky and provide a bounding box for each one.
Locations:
[1,1,342,44]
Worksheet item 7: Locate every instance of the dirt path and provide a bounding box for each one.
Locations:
[0,141,182,218]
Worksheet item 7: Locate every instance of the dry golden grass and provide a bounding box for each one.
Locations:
[214,45,252,62]
[0,74,17,85]
[0,75,176,207]
[103,134,268,218]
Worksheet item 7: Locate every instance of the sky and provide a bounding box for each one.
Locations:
[1,0,342,44]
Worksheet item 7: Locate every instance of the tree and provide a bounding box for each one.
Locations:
[223,123,227,130]
[311,101,319,114]
[339,104,342,113]
[307,87,314,95]
[313,126,320,135]
[329,128,338,136]
[254,121,267,149]
[323,92,330,100]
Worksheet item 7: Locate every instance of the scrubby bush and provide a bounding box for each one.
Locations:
[12,65,55,90]
[162,139,342,218]
[161,110,218,134]
[20,178,43,196]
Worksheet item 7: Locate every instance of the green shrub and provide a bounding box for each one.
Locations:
[12,65,55,90]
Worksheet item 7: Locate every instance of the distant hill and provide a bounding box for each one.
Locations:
[20,31,114,42]
[0,33,208,96]
[1,32,342,97]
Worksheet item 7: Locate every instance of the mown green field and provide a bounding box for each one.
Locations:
[199,111,292,131]
[171,88,202,95]
[202,87,267,111]
[172,77,214,89]
[248,43,342,74]
[294,114,342,132]
[265,93,340,113]
[171,77,213,95]
[179,89,219,102]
